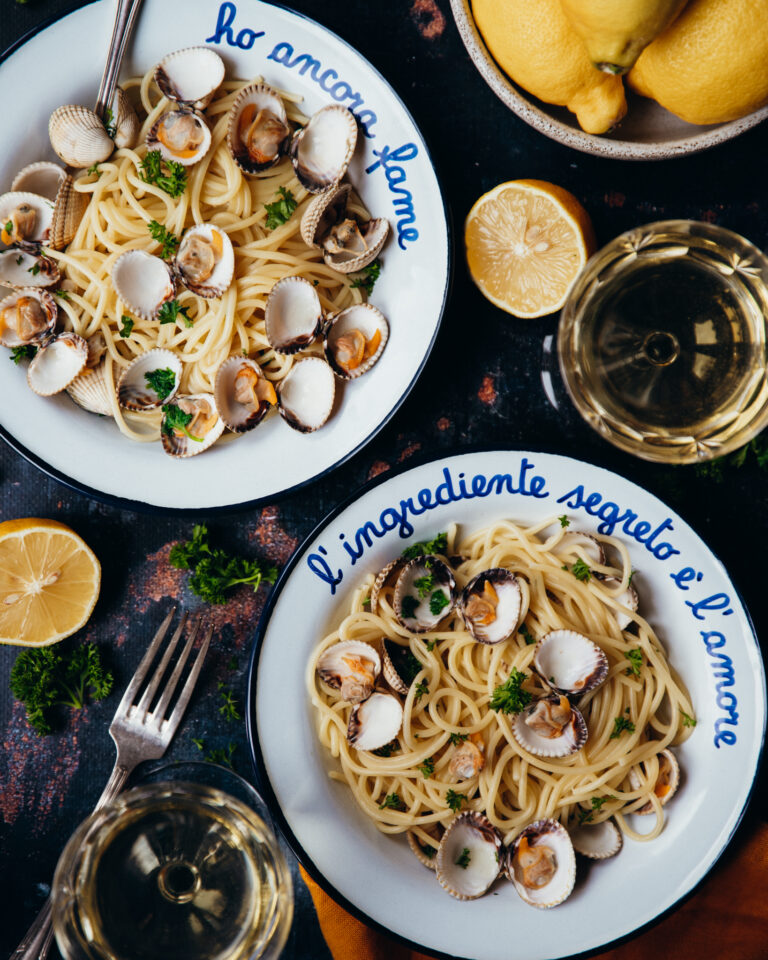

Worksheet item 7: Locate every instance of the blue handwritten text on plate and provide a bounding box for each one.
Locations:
[702,630,738,748]
[366,145,420,250]
[206,2,264,49]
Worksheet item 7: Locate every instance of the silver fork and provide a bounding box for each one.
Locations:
[12,608,212,960]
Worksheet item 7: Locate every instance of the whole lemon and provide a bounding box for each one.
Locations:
[628,0,768,124]
[471,0,627,135]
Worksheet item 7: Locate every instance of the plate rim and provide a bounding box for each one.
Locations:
[448,0,768,161]
[0,0,452,516]
[246,444,767,960]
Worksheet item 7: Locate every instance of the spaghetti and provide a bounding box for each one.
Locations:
[48,70,362,442]
[307,517,694,858]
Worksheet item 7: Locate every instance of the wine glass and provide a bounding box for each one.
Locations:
[557,220,768,464]
[51,761,293,960]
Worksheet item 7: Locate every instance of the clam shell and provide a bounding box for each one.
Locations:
[435,812,501,900]
[49,104,114,168]
[316,639,381,703]
[66,361,115,416]
[265,276,324,354]
[174,223,234,299]
[533,630,609,697]
[628,748,680,815]
[511,695,588,759]
[27,332,88,396]
[300,182,389,274]
[600,577,639,630]
[155,47,226,110]
[117,349,182,411]
[0,192,54,246]
[506,819,576,908]
[569,818,622,860]
[407,827,442,870]
[347,691,403,752]
[49,177,90,251]
[214,356,277,433]
[324,303,388,380]
[458,568,522,645]
[111,250,175,321]
[394,556,457,633]
[0,288,56,347]
[147,108,212,167]
[161,392,224,458]
[11,162,67,201]
[290,105,357,193]
[380,638,422,695]
[369,557,406,615]
[112,86,142,150]
[552,531,605,569]
[0,250,60,289]
[84,331,108,369]
[227,82,290,175]
[276,357,336,433]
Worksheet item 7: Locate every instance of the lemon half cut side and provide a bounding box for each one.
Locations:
[0,517,101,646]
[465,179,596,319]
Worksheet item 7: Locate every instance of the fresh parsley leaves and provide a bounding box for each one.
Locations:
[518,622,535,645]
[218,683,241,722]
[53,289,71,301]
[264,186,297,230]
[418,756,435,779]
[374,740,400,758]
[429,589,450,617]
[400,594,419,620]
[414,573,436,598]
[401,532,448,560]
[10,344,37,364]
[162,402,201,441]
[445,789,466,813]
[169,523,278,606]
[139,150,188,198]
[144,367,177,401]
[576,795,616,824]
[350,258,381,295]
[490,668,532,714]
[414,679,429,703]
[694,434,768,480]
[609,715,635,739]
[558,515,570,528]
[148,220,181,259]
[205,742,237,768]
[448,732,468,746]
[680,709,697,728]
[378,792,403,810]
[119,315,134,338]
[455,847,471,869]
[624,648,644,677]
[87,162,101,177]
[158,299,193,327]
[563,558,591,582]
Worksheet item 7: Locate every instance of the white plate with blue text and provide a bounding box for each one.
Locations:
[248,450,766,960]
[0,0,448,511]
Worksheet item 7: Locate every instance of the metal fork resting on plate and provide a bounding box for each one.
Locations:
[12,609,212,960]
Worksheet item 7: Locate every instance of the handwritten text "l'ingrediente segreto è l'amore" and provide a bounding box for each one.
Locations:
[206,2,421,251]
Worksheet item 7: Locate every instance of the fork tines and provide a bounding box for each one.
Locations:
[119,608,212,728]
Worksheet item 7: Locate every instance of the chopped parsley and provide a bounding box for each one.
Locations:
[192,737,205,751]
[570,558,592,582]
[694,434,768,480]
[429,589,450,617]
[361,596,371,608]
[144,367,177,401]
[28,261,41,276]
[680,709,697,728]
[103,106,117,139]
[350,258,382,295]
[148,220,181,259]
[489,668,532,715]
[10,344,37,364]
[169,523,277,606]
[558,515,570,528]
[418,756,435,779]
[52,289,71,301]
[420,843,436,858]
[609,715,635,739]
[158,299,194,327]
[400,594,419,620]
[87,163,101,177]
[227,656,239,672]
[455,847,471,869]
[4,219,12,234]
[518,622,535,645]
[15,255,23,265]
[217,683,241,722]
[414,573,436,598]
[449,732,468,746]
[264,186,297,230]
[445,789,467,813]
[378,792,403,810]
[205,742,236,769]
[425,639,437,652]
[576,795,616,824]
[374,740,400,758]
[401,532,447,560]
[139,150,188,198]
[624,648,644,677]
[162,403,201,442]
[119,315,134,338]
[414,679,429,703]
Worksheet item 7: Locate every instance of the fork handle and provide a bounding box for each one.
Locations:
[95,761,133,809]
[93,0,145,120]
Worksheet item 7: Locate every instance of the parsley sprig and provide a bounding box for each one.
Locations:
[264,186,297,230]
[350,259,382,295]
[10,344,37,364]
[568,558,592,582]
[418,756,435,779]
[414,679,429,703]
[609,715,636,739]
[445,789,467,813]
[694,434,768,480]
[624,648,644,677]
[148,220,181,259]
[401,532,448,560]
[378,792,403,810]
[144,367,176,401]
[162,403,201,442]
[680,709,697,728]
[119,315,134,338]
[158,299,194,327]
[218,683,241,722]
[489,668,532,715]
[139,150,188,198]
[519,622,535,645]
[455,847,471,869]
[169,523,278,606]
[576,795,616,825]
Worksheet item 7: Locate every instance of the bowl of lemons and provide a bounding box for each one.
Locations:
[450,0,768,158]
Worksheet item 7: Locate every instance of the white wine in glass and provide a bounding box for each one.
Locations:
[558,221,768,464]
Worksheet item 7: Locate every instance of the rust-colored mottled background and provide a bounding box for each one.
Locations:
[1,2,767,959]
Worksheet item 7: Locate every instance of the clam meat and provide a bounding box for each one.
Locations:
[174,224,234,298]
[161,393,224,458]
[147,108,211,166]
[506,819,576,908]
[301,183,389,274]
[512,694,588,758]
[227,83,291,175]
[316,640,381,703]
[324,303,388,380]
[214,356,277,433]
[0,289,56,347]
[458,568,522,644]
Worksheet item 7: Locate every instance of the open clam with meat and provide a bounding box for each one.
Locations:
[1,44,392,460]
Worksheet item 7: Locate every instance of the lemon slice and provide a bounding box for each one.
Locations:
[0,518,101,646]
[465,179,595,318]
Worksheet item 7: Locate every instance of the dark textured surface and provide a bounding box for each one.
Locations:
[1,2,767,958]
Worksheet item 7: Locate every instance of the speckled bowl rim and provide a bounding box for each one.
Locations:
[449,0,768,160]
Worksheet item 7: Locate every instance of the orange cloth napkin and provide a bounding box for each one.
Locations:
[300,816,768,960]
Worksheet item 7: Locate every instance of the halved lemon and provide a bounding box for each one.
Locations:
[0,518,101,646]
[465,179,596,318]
